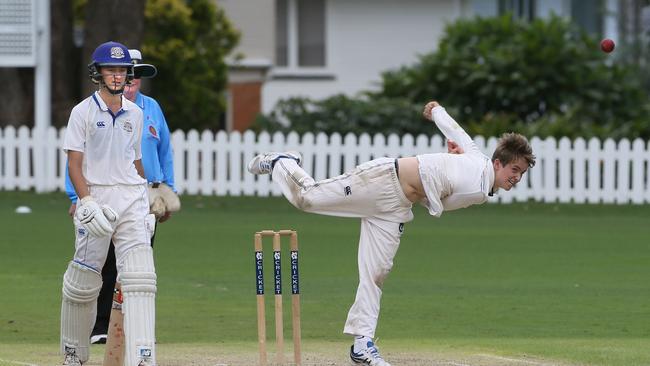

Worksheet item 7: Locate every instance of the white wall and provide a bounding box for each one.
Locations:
[262,0,462,112]
[217,0,275,64]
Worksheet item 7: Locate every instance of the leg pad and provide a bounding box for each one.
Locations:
[119,245,157,366]
[60,261,102,363]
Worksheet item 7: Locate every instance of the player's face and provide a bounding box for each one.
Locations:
[124,78,141,102]
[494,157,528,191]
[101,67,128,91]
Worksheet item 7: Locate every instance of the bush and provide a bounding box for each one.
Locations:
[376,14,650,139]
[253,95,432,137]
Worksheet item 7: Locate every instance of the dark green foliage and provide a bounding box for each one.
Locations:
[256,15,650,140]
[377,14,650,140]
[142,0,239,131]
[253,95,433,136]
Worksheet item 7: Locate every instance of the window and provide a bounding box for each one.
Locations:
[571,0,603,36]
[499,0,536,21]
[276,0,326,69]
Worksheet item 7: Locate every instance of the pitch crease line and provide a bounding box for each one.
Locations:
[477,354,551,365]
[0,359,39,366]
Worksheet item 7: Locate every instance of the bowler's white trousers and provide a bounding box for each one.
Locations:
[272,157,414,338]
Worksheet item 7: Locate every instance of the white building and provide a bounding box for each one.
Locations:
[218,0,620,131]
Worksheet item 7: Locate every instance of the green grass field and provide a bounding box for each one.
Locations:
[1,191,649,365]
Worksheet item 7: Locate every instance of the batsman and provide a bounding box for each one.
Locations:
[59,41,157,366]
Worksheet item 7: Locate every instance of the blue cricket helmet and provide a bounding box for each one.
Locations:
[88,41,134,84]
[92,41,132,66]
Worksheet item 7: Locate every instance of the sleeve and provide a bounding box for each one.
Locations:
[431,106,481,155]
[441,192,486,211]
[64,161,78,203]
[62,106,86,153]
[155,103,176,191]
[133,109,143,161]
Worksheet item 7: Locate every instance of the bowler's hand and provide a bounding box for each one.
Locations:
[447,139,464,154]
[422,101,440,121]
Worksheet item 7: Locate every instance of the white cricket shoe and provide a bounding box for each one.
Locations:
[247,151,302,175]
[349,339,391,366]
[62,347,82,366]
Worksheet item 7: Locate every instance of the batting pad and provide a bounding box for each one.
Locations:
[119,245,157,366]
[60,261,102,362]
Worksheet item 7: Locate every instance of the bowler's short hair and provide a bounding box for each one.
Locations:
[492,133,536,168]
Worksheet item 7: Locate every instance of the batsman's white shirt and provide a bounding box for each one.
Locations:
[63,92,146,186]
[63,92,150,271]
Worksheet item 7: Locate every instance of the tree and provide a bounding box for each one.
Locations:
[142,0,239,131]
[0,68,33,127]
[81,0,146,96]
[52,0,80,127]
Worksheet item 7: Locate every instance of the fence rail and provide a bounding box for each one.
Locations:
[1,126,649,204]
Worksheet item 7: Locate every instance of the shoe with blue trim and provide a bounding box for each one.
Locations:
[350,339,391,366]
[62,346,83,366]
[247,151,302,175]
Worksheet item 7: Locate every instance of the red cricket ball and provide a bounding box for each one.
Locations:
[600,38,615,53]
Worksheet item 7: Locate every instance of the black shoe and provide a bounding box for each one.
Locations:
[90,334,107,344]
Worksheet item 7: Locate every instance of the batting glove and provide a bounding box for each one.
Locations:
[75,196,119,237]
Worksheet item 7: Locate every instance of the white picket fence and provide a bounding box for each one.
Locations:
[1,125,649,204]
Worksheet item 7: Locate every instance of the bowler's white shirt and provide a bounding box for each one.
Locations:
[63,91,146,186]
[416,106,495,217]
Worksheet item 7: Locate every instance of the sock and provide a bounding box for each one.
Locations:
[354,335,372,352]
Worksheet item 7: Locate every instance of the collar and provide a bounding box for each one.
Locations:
[92,91,131,112]
[487,159,498,197]
[134,92,145,110]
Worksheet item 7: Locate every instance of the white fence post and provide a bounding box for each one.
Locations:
[17,126,31,191]
[1,126,649,204]
[631,139,646,204]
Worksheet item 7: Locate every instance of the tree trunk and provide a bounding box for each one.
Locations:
[51,0,78,127]
[0,69,34,127]
[81,0,146,96]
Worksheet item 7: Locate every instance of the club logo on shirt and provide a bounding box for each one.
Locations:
[148,125,159,139]
[122,120,133,133]
[96,121,106,128]
[77,227,87,237]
